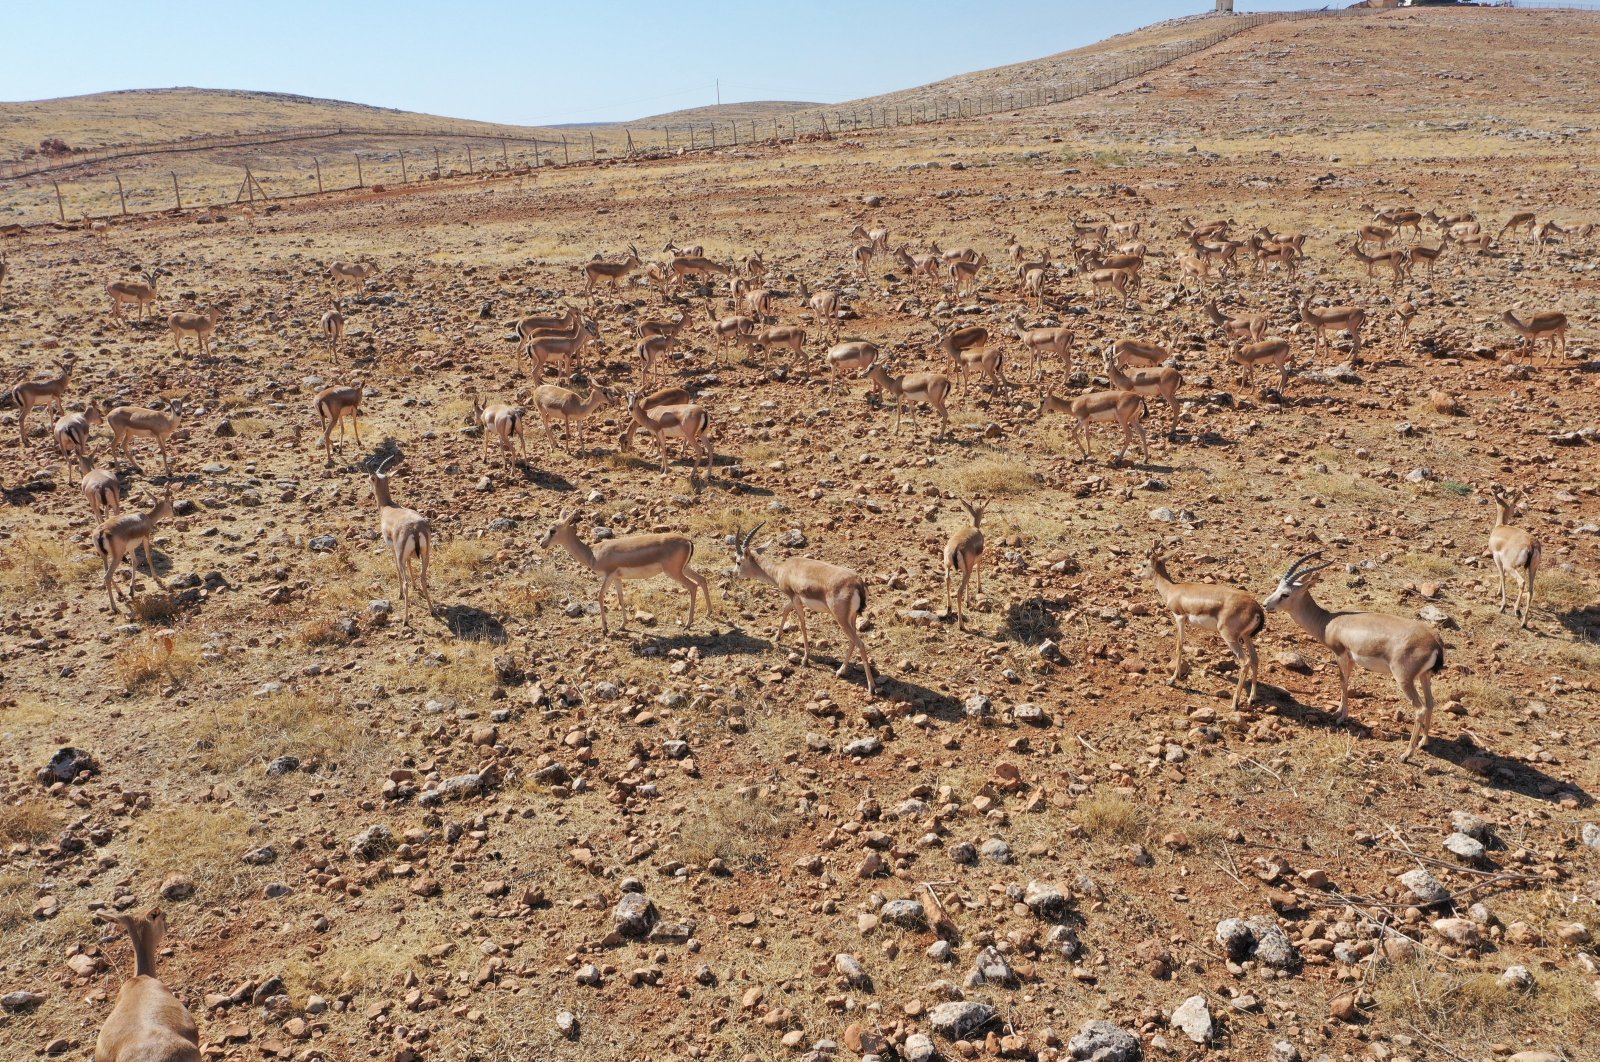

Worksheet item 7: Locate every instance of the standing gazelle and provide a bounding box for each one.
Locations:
[94,487,174,613]
[472,393,529,467]
[732,524,874,696]
[1263,552,1446,763]
[92,909,200,1062]
[943,499,988,628]
[106,402,181,477]
[107,269,159,323]
[312,385,363,465]
[167,305,221,355]
[320,298,345,353]
[1038,388,1149,465]
[79,454,121,519]
[1487,486,1540,628]
[1145,543,1263,709]
[9,360,71,446]
[370,458,434,626]
[330,260,377,294]
[1500,309,1568,363]
[538,511,711,636]
[1105,350,1181,437]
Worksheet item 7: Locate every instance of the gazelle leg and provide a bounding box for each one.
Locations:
[772,603,793,646]
[1169,615,1188,684]
[1333,653,1353,725]
[667,569,699,628]
[792,598,812,665]
[417,539,433,616]
[142,537,165,589]
[1219,628,1250,709]
[596,572,615,635]
[1397,671,1434,763]
[1495,561,1507,613]
[956,563,972,628]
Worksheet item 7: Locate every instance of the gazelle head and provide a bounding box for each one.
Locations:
[1263,551,1334,612]
[730,523,766,575]
[1145,540,1169,579]
[538,510,580,551]
[960,498,988,526]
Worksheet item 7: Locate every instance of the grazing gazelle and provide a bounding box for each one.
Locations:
[1104,349,1181,437]
[106,402,181,476]
[1012,319,1074,380]
[92,909,200,1062]
[1500,309,1567,362]
[618,385,692,453]
[320,298,345,352]
[54,403,104,461]
[538,510,711,635]
[1145,542,1264,709]
[472,393,528,467]
[1263,552,1446,763]
[1205,299,1268,346]
[1486,485,1540,628]
[167,305,221,354]
[1038,388,1149,465]
[532,383,612,451]
[1299,298,1365,362]
[370,457,433,626]
[859,363,952,438]
[94,487,174,613]
[732,523,875,696]
[1229,337,1293,396]
[825,340,879,395]
[943,499,988,628]
[9,359,72,446]
[330,260,377,293]
[107,269,159,322]
[625,393,713,477]
[312,384,362,465]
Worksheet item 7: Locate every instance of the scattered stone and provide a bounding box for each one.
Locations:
[611,893,655,938]
[555,1010,578,1039]
[1269,1040,1302,1062]
[38,747,98,785]
[1170,995,1214,1044]
[1023,881,1068,920]
[843,735,883,758]
[350,824,396,862]
[880,899,925,928]
[904,1033,937,1062]
[242,845,277,866]
[1443,832,1485,861]
[928,1000,996,1041]
[159,875,195,901]
[1066,1020,1141,1062]
[965,945,1016,988]
[979,838,1012,863]
[264,755,300,777]
[1215,918,1253,961]
[1432,918,1480,947]
[1399,868,1450,905]
[834,952,871,990]
[1,991,44,1011]
[1500,965,1533,991]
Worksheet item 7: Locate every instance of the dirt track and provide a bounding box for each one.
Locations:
[2,7,1599,1062]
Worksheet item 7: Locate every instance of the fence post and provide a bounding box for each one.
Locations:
[625,128,635,156]
[711,124,717,148]
[314,157,323,194]
[502,139,510,168]
[561,135,569,165]
[52,180,65,222]
[533,140,541,167]
[589,130,597,160]
[399,149,408,183]
[171,172,182,210]
[434,147,441,177]
[114,174,127,215]
[467,143,474,173]
[666,126,672,149]
[356,154,363,188]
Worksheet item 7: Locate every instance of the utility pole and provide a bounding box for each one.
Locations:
[715,78,720,107]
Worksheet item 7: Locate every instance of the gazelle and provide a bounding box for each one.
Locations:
[1497,212,1536,242]
[797,280,841,339]
[513,305,580,353]
[79,454,121,519]
[1012,319,1074,380]
[320,298,345,352]
[1145,542,1264,709]
[1229,338,1293,395]
[1088,266,1139,308]
[107,269,159,322]
[370,457,434,626]
[1176,250,1212,297]
[94,487,174,613]
[167,305,221,355]
[948,253,986,296]
[859,363,952,438]
[625,394,714,476]
[669,253,732,289]
[1406,242,1442,278]
[1355,224,1394,250]
[1501,309,1567,362]
[893,243,941,285]
[106,402,181,476]
[1375,208,1422,239]
[1349,241,1409,287]
[1263,552,1446,763]
[665,241,704,258]
[472,393,528,467]
[940,328,1007,395]
[1109,335,1169,369]
[943,499,987,627]
[1105,350,1181,437]
[852,242,875,278]
[92,910,200,1062]
[330,260,377,293]
[1038,387,1149,465]
[1299,299,1365,362]
[1021,266,1047,307]
[584,246,642,299]
[1205,299,1268,345]
[538,510,711,635]
[752,324,806,366]
[731,524,874,696]
[849,224,890,254]
[712,314,759,358]
[1486,486,1541,628]
[619,385,692,453]
[636,333,674,385]
[526,317,600,381]
[10,360,71,446]
[637,308,694,341]
[312,384,363,465]
[54,404,104,460]
[533,383,612,451]
[1445,229,1494,255]
[825,340,879,394]
[743,250,768,278]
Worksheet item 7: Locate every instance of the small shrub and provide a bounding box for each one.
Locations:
[677,786,797,872]
[0,798,63,846]
[1077,794,1148,843]
[0,535,97,603]
[113,633,199,690]
[957,455,1037,496]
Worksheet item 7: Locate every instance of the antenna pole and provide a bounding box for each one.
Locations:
[716,78,720,107]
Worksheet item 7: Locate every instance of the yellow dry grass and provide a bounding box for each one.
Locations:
[112,632,200,690]
[192,689,359,774]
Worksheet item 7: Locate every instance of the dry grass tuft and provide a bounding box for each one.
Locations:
[1076,793,1149,843]
[676,786,798,872]
[192,689,359,774]
[956,454,1038,496]
[0,798,63,846]
[297,614,352,647]
[112,633,200,690]
[0,534,97,604]
[1372,957,1599,1045]
[1450,675,1515,714]
[435,537,496,583]
[128,592,181,623]
[135,804,258,901]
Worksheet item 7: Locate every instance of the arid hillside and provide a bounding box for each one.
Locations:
[2,6,1599,1062]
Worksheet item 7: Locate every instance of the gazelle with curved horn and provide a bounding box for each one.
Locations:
[370,457,434,626]
[732,523,874,696]
[1145,542,1264,709]
[583,245,642,299]
[1487,486,1540,628]
[1262,551,1446,763]
[538,511,711,635]
[92,909,200,1062]
[943,499,988,628]
[107,269,159,323]
[9,359,71,446]
[312,384,363,466]
[1104,348,1181,437]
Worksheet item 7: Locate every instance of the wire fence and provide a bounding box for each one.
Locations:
[2,3,1593,228]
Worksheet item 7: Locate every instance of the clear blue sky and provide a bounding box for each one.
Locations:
[3,1,1324,125]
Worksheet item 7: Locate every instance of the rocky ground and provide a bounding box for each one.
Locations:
[1,6,1599,1062]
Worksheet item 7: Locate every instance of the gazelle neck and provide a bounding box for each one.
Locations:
[558,529,597,572]
[1284,588,1335,645]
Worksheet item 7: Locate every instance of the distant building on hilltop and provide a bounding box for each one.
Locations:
[1216,0,1234,11]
